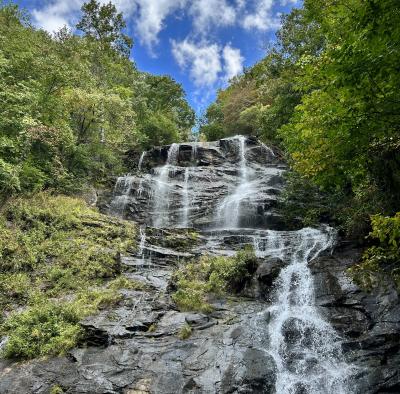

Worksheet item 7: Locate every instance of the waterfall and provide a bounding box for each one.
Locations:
[138,151,146,171]
[180,168,190,228]
[153,143,180,227]
[261,142,275,157]
[217,136,254,228]
[109,175,135,217]
[253,228,353,394]
[191,142,198,162]
[138,226,146,265]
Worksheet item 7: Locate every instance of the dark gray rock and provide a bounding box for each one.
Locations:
[256,257,287,288]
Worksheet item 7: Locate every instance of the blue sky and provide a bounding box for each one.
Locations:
[13,0,301,115]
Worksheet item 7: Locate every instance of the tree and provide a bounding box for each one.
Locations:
[76,0,132,57]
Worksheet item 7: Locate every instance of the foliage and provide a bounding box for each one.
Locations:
[172,246,257,313]
[76,0,132,57]
[0,2,194,200]
[0,193,137,359]
[178,323,192,340]
[201,0,400,237]
[348,213,400,291]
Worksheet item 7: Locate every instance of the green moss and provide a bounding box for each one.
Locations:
[50,386,65,394]
[172,246,257,313]
[0,193,137,359]
[178,323,192,340]
[107,276,146,291]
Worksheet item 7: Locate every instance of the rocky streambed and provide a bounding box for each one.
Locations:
[0,136,399,393]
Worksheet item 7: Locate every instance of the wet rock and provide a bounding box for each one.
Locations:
[256,257,287,287]
[107,136,285,229]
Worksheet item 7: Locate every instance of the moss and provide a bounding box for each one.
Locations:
[0,192,137,359]
[171,246,257,313]
[107,276,146,291]
[50,385,65,394]
[147,228,199,251]
[147,323,157,333]
[178,323,192,340]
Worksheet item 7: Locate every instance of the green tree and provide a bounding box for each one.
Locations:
[76,0,132,57]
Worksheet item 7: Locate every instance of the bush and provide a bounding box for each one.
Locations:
[172,246,257,313]
[178,323,192,340]
[2,302,82,359]
[348,213,400,291]
[0,193,137,359]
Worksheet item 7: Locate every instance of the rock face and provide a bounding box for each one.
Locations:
[1,136,399,394]
[106,136,288,230]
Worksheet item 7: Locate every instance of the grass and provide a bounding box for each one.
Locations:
[171,246,257,313]
[0,192,137,360]
[178,323,192,340]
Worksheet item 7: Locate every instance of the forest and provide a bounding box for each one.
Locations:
[0,0,399,378]
[0,1,195,198]
[200,0,400,291]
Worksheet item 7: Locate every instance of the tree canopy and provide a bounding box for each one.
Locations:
[200,0,400,235]
[0,1,195,198]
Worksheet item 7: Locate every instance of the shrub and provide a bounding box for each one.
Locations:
[172,246,257,313]
[348,213,400,291]
[1,288,122,359]
[178,323,192,340]
[1,302,82,359]
[0,193,137,359]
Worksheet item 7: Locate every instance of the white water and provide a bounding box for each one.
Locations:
[253,228,353,394]
[153,143,179,227]
[191,142,198,162]
[109,175,135,217]
[217,136,255,228]
[180,167,190,228]
[138,151,146,171]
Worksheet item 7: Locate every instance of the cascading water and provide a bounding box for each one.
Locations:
[217,136,255,228]
[138,151,146,171]
[109,175,135,217]
[253,228,353,393]
[153,143,179,227]
[138,226,146,266]
[180,167,190,228]
[35,134,363,394]
[108,136,354,393]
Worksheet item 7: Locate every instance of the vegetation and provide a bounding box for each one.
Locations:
[172,247,257,313]
[178,323,192,340]
[0,193,137,359]
[348,213,400,291]
[200,0,400,240]
[0,1,194,200]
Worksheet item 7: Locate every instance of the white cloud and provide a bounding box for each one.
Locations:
[222,44,244,81]
[32,0,82,32]
[32,0,136,33]
[171,39,222,86]
[242,0,280,31]
[189,0,236,32]
[171,39,243,87]
[132,0,186,50]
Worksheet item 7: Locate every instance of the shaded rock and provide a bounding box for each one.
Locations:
[221,348,277,393]
[256,257,287,287]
